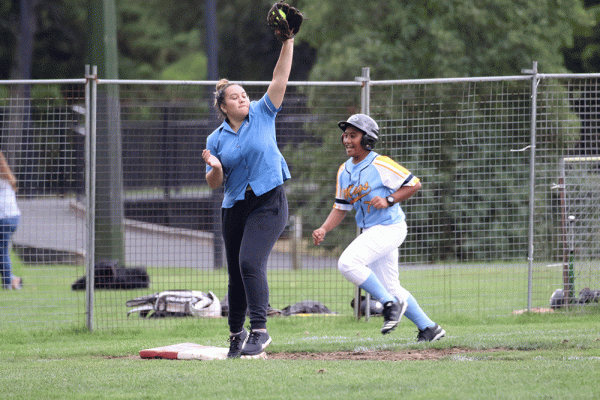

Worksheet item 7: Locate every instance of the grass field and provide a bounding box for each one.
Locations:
[1,310,600,399]
[2,254,600,398]
[0,253,571,330]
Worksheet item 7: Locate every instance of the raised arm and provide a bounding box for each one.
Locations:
[266,38,294,109]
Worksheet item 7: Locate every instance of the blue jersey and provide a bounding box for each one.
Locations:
[205,93,291,208]
[333,151,419,229]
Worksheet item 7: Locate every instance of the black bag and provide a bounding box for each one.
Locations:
[71,260,150,290]
[577,287,600,304]
[350,296,384,316]
[281,300,335,316]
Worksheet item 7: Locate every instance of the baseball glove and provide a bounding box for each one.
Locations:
[267,1,303,42]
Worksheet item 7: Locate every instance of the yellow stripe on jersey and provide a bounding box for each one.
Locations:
[335,164,345,198]
[373,156,420,187]
[374,156,410,175]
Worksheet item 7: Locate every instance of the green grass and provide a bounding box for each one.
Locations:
[1,252,574,330]
[3,254,600,398]
[1,312,599,399]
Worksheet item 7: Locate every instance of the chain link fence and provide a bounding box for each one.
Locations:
[1,66,598,331]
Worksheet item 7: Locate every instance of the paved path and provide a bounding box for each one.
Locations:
[13,197,337,270]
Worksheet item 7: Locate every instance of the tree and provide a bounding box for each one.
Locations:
[0,0,85,80]
[1,0,596,81]
[1,0,85,194]
[288,0,594,262]
[116,0,205,79]
[563,0,600,72]
[299,0,593,80]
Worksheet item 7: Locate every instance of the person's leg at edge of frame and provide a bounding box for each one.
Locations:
[0,218,13,289]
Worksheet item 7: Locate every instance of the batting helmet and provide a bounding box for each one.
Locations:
[338,114,379,151]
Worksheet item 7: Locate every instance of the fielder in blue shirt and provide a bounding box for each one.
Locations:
[312,114,445,342]
[202,38,293,358]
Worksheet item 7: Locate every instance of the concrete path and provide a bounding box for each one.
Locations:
[13,197,337,270]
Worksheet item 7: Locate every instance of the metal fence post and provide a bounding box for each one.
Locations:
[353,67,372,320]
[522,61,538,312]
[85,65,97,331]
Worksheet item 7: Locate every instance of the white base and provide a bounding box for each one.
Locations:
[140,342,267,360]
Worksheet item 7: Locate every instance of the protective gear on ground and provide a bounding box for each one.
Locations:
[126,290,221,318]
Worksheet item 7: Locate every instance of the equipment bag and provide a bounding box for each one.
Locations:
[126,290,221,318]
[350,296,384,316]
[281,300,335,316]
[72,260,149,290]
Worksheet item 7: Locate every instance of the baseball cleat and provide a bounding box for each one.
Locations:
[417,324,446,342]
[227,328,249,358]
[381,299,407,334]
[241,330,272,356]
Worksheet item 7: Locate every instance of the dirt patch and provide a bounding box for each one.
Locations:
[126,346,508,361]
[267,347,505,361]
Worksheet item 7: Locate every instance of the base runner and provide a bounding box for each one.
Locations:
[312,114,445,341]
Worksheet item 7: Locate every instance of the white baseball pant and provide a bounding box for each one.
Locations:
[338,221,411,303]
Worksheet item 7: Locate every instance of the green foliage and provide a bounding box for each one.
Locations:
[300,0,594,80]
[1,0,596,263]
[564,1,600,72]
[0,0,86,79]
[280,83,364,254]
[282,125,356,255]
[117,0,203,79]
[2,0,597,80]
[283,75,583,262]
[159,51,207,81]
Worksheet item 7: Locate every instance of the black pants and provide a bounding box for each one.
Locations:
[221,185,288,332]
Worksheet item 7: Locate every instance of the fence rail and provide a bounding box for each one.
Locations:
[1,64,599,331]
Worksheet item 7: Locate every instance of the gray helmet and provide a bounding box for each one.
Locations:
[338,114,379,150]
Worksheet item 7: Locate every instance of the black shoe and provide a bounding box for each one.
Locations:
[381,299,407,334]
[417,324,446,342]
[227,328,248,358]
[240,330,272,356]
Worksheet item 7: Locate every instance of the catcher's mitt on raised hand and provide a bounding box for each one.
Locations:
[267,1,303,42]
